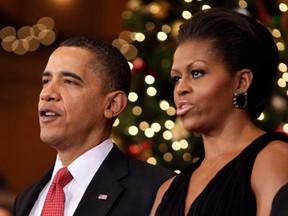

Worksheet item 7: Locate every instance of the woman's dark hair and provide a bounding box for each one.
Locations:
[60,37,131,96]
[178,8,279,120]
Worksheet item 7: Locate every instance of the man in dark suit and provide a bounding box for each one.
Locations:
[13,37,175,216]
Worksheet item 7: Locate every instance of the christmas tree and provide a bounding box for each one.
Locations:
[111,0,288,171]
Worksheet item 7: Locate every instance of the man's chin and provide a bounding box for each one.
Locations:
[40,133,60,147]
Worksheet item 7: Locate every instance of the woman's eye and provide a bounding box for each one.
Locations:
[171,76,181,84]
[191,70,204,78]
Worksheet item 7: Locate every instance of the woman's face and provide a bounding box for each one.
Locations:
[171,40,239,135]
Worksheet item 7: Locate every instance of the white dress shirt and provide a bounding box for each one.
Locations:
[29,139,113,216]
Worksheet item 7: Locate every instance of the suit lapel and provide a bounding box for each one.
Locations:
[73,145,129,216]
[18,167,53,216]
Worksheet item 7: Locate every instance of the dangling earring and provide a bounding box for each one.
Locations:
[233,91,248,109]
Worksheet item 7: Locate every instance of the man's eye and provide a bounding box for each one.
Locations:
[42,79,49,85]
[64,79,75,85]
[171,76,181,84]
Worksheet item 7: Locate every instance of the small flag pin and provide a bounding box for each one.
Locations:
[98,194,109,200]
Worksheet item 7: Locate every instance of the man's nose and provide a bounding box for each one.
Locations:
[39,84,61,102]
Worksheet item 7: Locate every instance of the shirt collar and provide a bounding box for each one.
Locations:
[53,138,114,191]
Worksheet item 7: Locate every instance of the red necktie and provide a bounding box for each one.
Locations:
[41,167,73,216]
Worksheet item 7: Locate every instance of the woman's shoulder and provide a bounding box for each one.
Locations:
[149,176,176,216]
[251,133,288,215]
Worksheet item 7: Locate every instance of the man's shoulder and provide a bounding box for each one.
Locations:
[113,145,173,172]
[126,153,176,180]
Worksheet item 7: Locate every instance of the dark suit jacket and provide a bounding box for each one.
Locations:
[13,145,175,216]
[270,183,288,216]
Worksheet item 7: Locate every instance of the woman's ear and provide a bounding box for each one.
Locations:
[104,91,128,119]
[236,69,253,92]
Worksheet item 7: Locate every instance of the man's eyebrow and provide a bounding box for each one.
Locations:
[41,71,83,82]
[42,71,51,77]
[62,71,83,82]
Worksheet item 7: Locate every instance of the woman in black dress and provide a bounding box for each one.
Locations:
[150,8,288,216]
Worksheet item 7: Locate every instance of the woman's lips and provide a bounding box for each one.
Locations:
[176,100,193,116]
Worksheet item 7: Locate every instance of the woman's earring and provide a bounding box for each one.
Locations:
[233,91,248,109]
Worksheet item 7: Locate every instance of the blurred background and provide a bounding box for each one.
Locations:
[0,0,287,202]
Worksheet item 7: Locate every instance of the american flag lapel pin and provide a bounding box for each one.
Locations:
[98,193,109,200]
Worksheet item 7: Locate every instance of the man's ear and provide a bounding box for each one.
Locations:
[236,69,253,92]
[104,91,128,119]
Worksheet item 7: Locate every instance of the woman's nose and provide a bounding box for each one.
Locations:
[175,79,190,96]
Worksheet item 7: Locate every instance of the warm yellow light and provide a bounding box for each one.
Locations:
[172,141,181,151]
[128,126,139,136]
[163,152,173,162]
[282,72,288,81]
[128,92,138,102]
[160,100,170,111]
[163,130,173,140]
[277,78,287,88]
[183,152,192,162]
[165,120,175,130]
[147,86,157,96]
[149,3,160,14]
[147,157,157,165]
[276,42,285,51]
[127,0,141,11]
[278,63,287,72]
[180,139,189,149]
[122,11,133,20]
[32,24,47,37]
[279,3,288,12]
[12,39,29,55]
[134,32,145,42]
[139,121,149,131]
[17,26,32,39]
[167,107,176,116]
[38,29,56,45]
[145,75,155,85]
[112,38,128,50]
[26,35,40,51]
[145,128,155,138]
[239,0,248,8]
[128,61,133,70]
[182,11,192,20]
[38,17,54,30]
[202,5,211,10]
[157,31,168,41]
[132,106,142,116]
[258,113,265,121]
[283,124,288,133]
[151,122,161,132]
[113,118,120,127]
[0,26,16,40]
[272,29,281,38]
[120,44,138,60]
[1,36,17,52]
[162,25,171,33]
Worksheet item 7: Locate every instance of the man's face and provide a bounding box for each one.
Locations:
[38,46,109,151]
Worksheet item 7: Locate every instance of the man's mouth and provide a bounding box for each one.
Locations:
[40,111,58,117]
[39,109,61,123]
